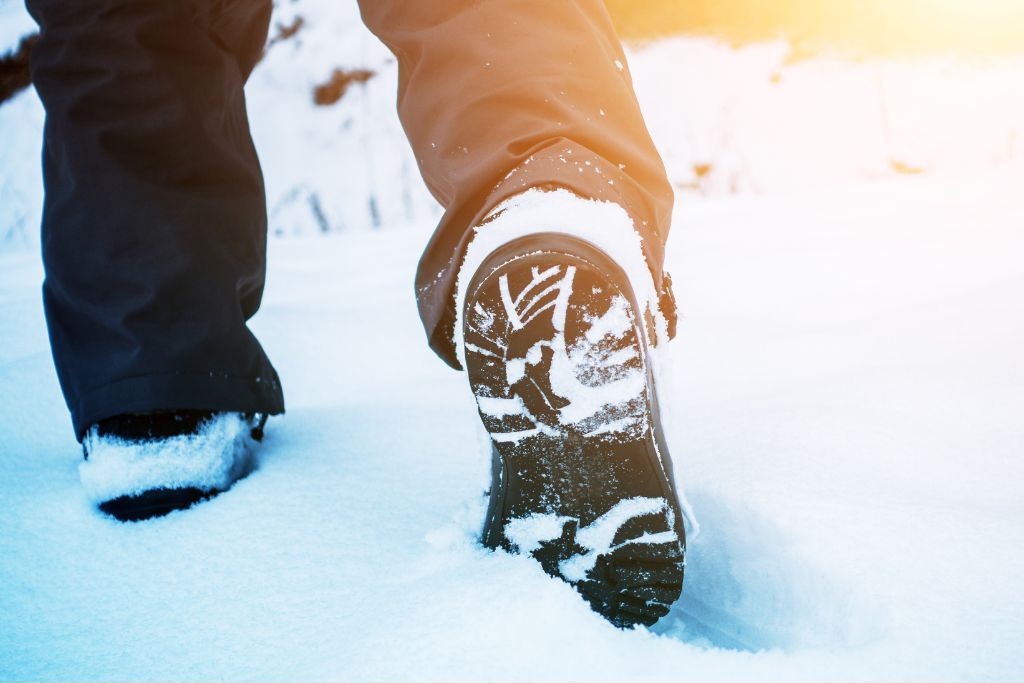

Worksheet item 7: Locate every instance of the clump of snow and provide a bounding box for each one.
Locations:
[560,496,675,582]
[79,413,257,503]
[505,512,572,555]
[583,295,633,344]
[503,497,677,584]
[504,357,526,386]
[475,395,527,418]
[546,329,646,429]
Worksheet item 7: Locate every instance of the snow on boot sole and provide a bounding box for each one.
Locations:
[464,234,685,628]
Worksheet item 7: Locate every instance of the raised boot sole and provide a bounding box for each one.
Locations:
[464,233,685,627]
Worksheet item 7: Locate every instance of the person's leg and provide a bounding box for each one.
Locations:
[27,0,284,442]
[359,1,687,627]
[358,0,677,366]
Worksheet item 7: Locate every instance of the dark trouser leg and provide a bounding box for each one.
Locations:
[27,0,284,440]
[359,0,676,368]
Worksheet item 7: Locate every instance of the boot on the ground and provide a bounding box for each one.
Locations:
[80,411,266,522]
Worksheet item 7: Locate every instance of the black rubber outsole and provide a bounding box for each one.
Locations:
[98,487,217,522]
[464,233,686,628]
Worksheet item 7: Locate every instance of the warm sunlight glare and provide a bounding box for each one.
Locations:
[607,0,1024,55]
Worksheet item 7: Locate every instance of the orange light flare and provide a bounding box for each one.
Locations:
[606,0,1024,56]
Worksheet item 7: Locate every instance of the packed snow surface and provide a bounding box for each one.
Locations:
[2,162,1023,681]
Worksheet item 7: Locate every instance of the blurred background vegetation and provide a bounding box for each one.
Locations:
[606,0,1024,56]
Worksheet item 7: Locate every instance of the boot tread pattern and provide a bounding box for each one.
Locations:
[465,237,685,628]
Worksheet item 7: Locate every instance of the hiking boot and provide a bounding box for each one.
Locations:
[463,233,686,627]
[80,410,267,521]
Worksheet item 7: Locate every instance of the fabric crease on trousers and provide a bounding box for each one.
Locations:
[27,0,676,440]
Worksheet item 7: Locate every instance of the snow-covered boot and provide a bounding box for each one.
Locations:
[462,231,686,628]
[80,410,266,521]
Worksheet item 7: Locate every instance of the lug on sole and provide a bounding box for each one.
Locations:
[464,234,685,628]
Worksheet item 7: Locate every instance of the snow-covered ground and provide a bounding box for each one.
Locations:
[3,0,1024,679]
[2,162,1023,680]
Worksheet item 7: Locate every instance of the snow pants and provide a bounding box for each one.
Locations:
[27,0,675,440]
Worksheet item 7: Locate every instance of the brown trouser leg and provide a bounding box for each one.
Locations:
[359,0,676,369]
